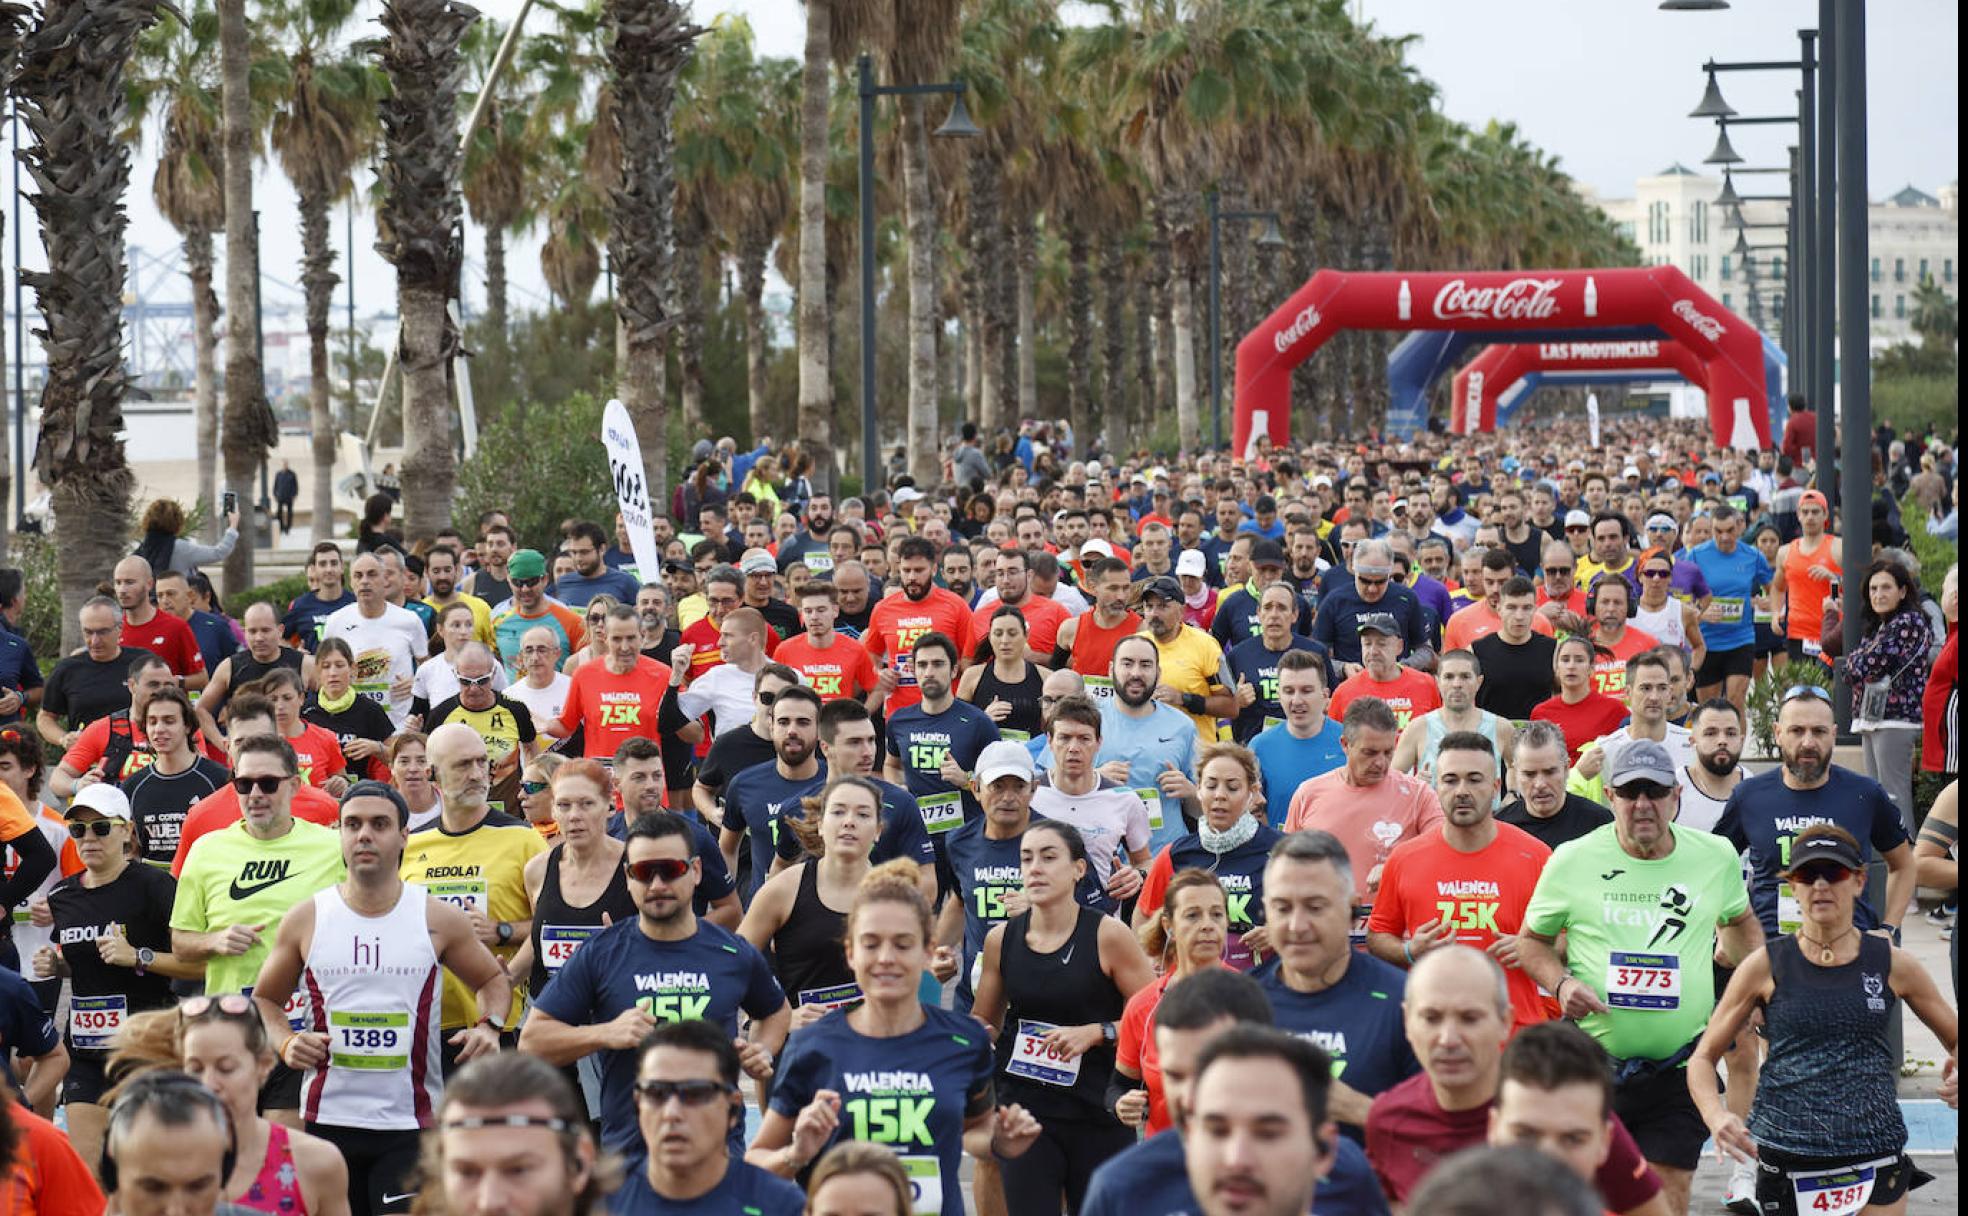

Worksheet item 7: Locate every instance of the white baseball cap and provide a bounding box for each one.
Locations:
[1176,550,1206,578]
[68,783,132,822]
[1081,538,1115,558]
[975,740,1035,786]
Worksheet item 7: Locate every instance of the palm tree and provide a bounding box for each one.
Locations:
[14,0,163,639]
[603,0,699,512]
[131,5,224,541]
[375,0,475,541]
[1910,275,1957,351]
[271,0,380,544]
[217,0,275,589]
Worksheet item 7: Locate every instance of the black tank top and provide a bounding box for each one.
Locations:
[968,662,1045,738]
[1750,933,1904,1158]
[215,647,304,717]
[994,906,1125,1120]
[528,846,636,996]
[772,863,858,1008]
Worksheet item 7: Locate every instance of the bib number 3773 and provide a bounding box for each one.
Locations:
[1606,951,1681,1010]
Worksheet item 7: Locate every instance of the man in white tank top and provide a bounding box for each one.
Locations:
[1390,650,1517,783]
[253,781,510,1216]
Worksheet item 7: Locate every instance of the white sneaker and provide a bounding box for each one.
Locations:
[1723,1160,1758,1214]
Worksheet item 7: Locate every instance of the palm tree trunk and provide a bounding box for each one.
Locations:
[969,153,1002,438]
[1014,218,1037,424]
[963,303,981,424]
[795,0,833,493]
[1131,261,1154,458]
[900,99,939,487]
[296,187,339,546]
[1149,214,1173,429]
[1170,261,1199,452]
[994,215,1016,429]
[185,228,221,542]
[677,242,705,438]
[398,283,456,532]
[739,232,769,443]
[219,0,270,592]
[1066,226,1092,451]
[484,223,508,343]
[1099,236,1125,456]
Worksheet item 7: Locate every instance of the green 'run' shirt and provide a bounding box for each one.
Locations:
[170,818,346,999]
[1523,823,1749,1063]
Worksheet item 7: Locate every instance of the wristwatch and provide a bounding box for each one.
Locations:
[495,921,514,946]
[1100,1021,1118,1045]
[135,947,156,976]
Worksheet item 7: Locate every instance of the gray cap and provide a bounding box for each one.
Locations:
[1354,611,1400,637]
[1606,738,1676,789]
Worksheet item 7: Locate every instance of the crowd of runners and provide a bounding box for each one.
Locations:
[0,405,1958,1216]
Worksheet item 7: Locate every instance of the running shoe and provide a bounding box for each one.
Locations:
[1724,1161,1758,1214]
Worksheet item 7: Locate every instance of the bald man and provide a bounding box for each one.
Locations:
[195,601,311,740]
[111,555,206,689]
[321,553,428,729]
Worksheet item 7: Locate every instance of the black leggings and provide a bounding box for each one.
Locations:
[998,1112,1136,1215]
[309,1122,423,1216]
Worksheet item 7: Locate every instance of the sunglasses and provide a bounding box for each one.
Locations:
[634,1079,736,1108]
[757,691,778,707]
[180,993,255,1020]
[68,819,119,839]
[1543,564,1575,574]
[625,857,693,884]
[1611,782,1675,801]
[511,576,544,589]
[231,775,289,795]
[519,780,549,797]
[1790,862,1854,887]
[1355,577,1389,588]
[1641,568,1673,580]
[1781,683,1833,705]
[1565,525,1589,532]
[458,673,497,688]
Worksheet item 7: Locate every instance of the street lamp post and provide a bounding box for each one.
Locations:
[1832,0,1869,669]
[856,54,976,493]
[1205,191,1285,453]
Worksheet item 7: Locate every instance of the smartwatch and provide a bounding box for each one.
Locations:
[495,921,515,946]
[1100,1021,1118,1045]
[135,947,156,976]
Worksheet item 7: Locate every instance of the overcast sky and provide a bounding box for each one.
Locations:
[15,0,1954,363]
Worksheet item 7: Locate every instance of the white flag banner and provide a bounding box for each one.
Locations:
[1586,393,1602,449]
[601,398,662,579]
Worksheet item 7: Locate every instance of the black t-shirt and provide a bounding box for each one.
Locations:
[42,648,146,730]
[1501,528,1545,577]
[1496,793,1612,851]
[751,598,801,639]
[121,758,230,865]
[1471,631,1558,722]
[46,862,180,1053]
[696,724,776,798]
[0,966,57,1091]
[303,693,398,778]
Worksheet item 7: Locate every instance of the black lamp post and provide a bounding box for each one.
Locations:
[1205,191,1285,452]
[856,54,977,492]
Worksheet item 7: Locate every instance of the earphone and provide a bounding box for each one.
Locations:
[100,1071,239,1193]
[1585,573,1637,621]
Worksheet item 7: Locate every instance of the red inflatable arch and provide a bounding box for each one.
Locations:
[1233,267,1770,451]
[1450,339,1706,434]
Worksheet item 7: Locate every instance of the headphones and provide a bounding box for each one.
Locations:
[1585,572,1637,621]
[100,1071,240,1194]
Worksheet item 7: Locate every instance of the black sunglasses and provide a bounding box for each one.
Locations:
[625,857,692,884]
[68,820,118,839]
[1790,862,1854,887]
[1611,781,1675,801]
[511,576,544,588]
[634,1078,735,1107]
[231,775,288,795]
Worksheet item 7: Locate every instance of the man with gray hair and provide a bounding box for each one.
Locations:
[1364,945,1667,1214]
[1496,720,1611,850]
[1311,539,1433,676]
[1257,829,1418,1133]
[505,624,571,731]
[1284,697,1443,906]
[38,596,149,748]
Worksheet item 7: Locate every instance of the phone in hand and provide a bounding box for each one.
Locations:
[222,490,237,517]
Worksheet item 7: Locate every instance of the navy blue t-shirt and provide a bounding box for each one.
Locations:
[1080,1122,1388,1216]
[185,609,241,675]
[603,811,737,918]
[1211,587,1316,652]
[1257,953,1417,1139]
[943,816,1107,1004]
[769,768,937,872]
[1714,766,1910,937]
[723,762,826,894]
[606,1157,804,1216]
[281,589,355,652]
[769,1005,995,1216]
[1158,826,1280,968]
[0,965,59,1097]
[532,918,785,1155]
[0,630,42,725]
[886,701,1000,841]
[1226,634,1329,743]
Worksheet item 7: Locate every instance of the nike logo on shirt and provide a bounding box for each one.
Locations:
[228,859,295,901]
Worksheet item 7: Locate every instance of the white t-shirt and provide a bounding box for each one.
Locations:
[322,602,428,729]
[678,663,758,737]
[506,673,572,733]
[1029,779,1152,887]
[1675,762,1752,834]
[412,654,510,711]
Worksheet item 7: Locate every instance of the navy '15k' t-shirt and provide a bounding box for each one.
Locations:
[532,918,785,1155]
[1714,766,1910,937]
[1079,1122,1389,1216]
[722,763,826,895]
[1256,953,1418,1140]
[886,701,1001,841]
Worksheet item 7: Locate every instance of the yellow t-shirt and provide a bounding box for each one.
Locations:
[677,593,710,632]
[400,813,547,1028]
[1149,625,1229,741]
[1575,555,1634,592]
[424,593,496,645]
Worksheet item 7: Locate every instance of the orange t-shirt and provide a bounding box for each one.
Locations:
[973,595,1069,659]
[1589,626,1658,697]
[558,655,675,760]
[0,1102,103,1216]
[1443,601,1556,653]
[1328,668,1442,729]
[1780,534,1839,644]
[1283,769,1444,903]
[772,635,878,702]
[863,588,975,711]
[1367,822,1554,1030]
[286,722,348,788]
[169,784,342,877]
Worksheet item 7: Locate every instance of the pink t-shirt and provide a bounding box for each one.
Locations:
[1283,769,1444,901]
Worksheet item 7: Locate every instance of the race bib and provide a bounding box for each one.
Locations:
[1006,1019,1082,1087]
[804,553,835,575]
[1351,904,1372,949]
[1606,951,1681,1010]
[901,1155,943,1216]
[1713,596,1745,624]
[1262,715,1285,733]
[70,994,127,1051]
[1802,637,1824,659]
[1777,883,1803,936]
[539,924,595,973]
[796,982,862,1013]
[1135,788,1164,832]
[281,990,310,1032]
[1788,1160,1884,1216]
[428,878,489,915]
[328,1010,410,1071]
[893,652,917,688]
[352,648,394,704]
[1084,676,1116,702]
[998,729,1031,744]
[918,792,964,835]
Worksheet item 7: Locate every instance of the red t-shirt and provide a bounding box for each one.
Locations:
[772,635,878,702]
[0,1102,103,1216]
[1922,628,1958,772]
[1119,969,1240,1137]
[863,587,975,711]
[1365,1072,1661,1208]
[121,609,206,680]
[1535,585,1588,617]
[972,595,1068,660]
[170,784,341,877]
[558,655,674,760]
[1328,668,1442,729]
[678,618,783,679]
[1530,693,1630,766]
[1588,626,1658,697]
[286,722,348,788]
[1367,823,1553,1030]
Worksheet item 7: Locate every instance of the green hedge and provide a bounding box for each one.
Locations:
[228,572,311,618]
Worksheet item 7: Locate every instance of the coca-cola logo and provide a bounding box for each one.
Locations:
[1432,277,1563,322]
[1671,299,1726,342]
[1273,305,1322,354]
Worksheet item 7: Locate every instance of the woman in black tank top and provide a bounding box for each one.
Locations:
[959,605,1049,739]
[737,774,883,1026]
[519,764,634,999]
[970,821,1158,1213]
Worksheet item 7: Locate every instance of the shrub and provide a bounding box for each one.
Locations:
[227,572,311,619]
[454,391,618,552]
[1745,657,1834,759]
